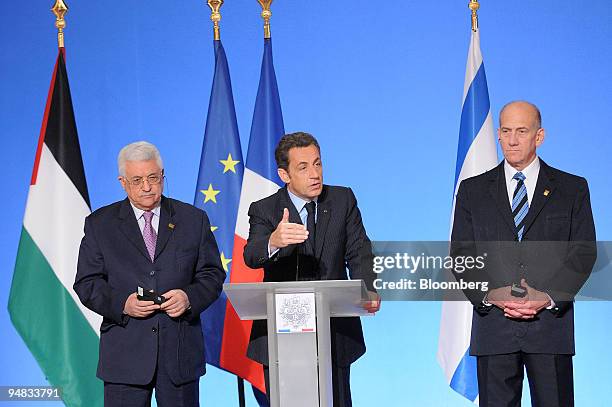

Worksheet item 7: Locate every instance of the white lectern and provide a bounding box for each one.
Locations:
[224,280,370,407]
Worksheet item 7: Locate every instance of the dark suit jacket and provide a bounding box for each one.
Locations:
[243,185,375,367]
[451,160,596,356]
[74,196,225,385]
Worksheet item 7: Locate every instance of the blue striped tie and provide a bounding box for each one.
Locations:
[511,172,529,241]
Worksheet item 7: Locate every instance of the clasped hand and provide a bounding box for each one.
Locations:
[486,278,551,320]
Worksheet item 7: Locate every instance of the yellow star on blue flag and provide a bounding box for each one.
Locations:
[200,183,220,204]
[192,40,245,370]
[220,153,240,174]
[220,252,232,272]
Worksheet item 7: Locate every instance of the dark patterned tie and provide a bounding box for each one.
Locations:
[305,201,316,254]
[143,211,157,261]
[512,172,529,241]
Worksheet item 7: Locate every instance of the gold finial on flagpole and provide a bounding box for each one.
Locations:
[207,0,223,41]
[51,0,68,48]
[469,0,480,32]
[257,0,273,39]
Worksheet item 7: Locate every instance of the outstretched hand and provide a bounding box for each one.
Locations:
[269,208,309,252]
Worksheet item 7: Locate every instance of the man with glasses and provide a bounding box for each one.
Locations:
[74,141,225,407]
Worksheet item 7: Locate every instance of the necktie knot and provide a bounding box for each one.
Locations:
[513,172,526,182]
[305,201,316,217]
[143,211,154,224]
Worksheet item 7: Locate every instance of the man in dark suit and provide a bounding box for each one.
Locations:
[74,141,225,407]
[243,132,380,406]
[451,101,596,407]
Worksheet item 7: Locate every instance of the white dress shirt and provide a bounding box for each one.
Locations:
[130,202,160,234]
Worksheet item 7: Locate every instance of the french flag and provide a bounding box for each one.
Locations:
[436,26,498,404]
[219,37,285,396]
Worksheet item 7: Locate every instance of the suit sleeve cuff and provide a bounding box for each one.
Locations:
[112,291,131,326]
[545,293,555,309]
[268,242,280,259]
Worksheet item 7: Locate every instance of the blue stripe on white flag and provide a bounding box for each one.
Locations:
[454,63,491,190]
[439,29,498,405]
[450,348,479,402]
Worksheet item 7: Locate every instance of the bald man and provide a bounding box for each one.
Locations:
[451,101,596,406]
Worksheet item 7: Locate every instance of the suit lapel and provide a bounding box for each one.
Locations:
[522,161,556,236]
[154,196,176,260]
[488,163,518,237]
[315,187,331,260]
[118,198,151,260]
[280,187,303,225]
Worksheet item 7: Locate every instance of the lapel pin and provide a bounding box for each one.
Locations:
[168,223,175,229]
[543,189,550,197]
[323,209,328,214]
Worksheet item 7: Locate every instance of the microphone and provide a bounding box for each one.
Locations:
[163,175,169,197]
[162,175,175,217]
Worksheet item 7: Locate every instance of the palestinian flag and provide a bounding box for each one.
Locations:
[8,49,103,407]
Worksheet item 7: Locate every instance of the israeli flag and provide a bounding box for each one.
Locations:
[437,28,498,404]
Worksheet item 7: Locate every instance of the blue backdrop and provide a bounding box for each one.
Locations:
[2,1,611,406]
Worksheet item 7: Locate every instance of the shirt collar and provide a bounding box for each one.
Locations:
[129,201,161,220]
[504,156,540,183]
[287,188,317,212]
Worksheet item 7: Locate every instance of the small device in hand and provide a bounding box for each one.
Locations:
[137,286,166,305]
[511,282,527,298]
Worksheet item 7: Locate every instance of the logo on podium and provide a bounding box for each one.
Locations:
[275,293,317,333]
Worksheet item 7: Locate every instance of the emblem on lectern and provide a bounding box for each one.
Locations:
[275,293,317,333]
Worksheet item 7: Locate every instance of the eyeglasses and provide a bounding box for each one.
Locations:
[125,173,163,187]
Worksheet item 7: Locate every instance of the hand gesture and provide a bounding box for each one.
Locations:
[269,208,309,251]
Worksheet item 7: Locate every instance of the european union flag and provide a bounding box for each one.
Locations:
[194,39,244,370]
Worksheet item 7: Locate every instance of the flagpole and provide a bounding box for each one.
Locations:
[469,0,479,32]
[207,0,223,41]
[51,0,68,48]
[203,4,248,405]
[256,0,273,39]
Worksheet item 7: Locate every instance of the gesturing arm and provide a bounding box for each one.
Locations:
[243,203,307,269]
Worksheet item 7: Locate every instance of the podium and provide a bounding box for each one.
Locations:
[224,280,370,407]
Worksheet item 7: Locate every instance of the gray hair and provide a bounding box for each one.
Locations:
[117,141,164,176]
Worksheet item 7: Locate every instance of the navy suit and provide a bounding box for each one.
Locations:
[74,197,225,393]
[451,160,596,406]
[243,185,375,406]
